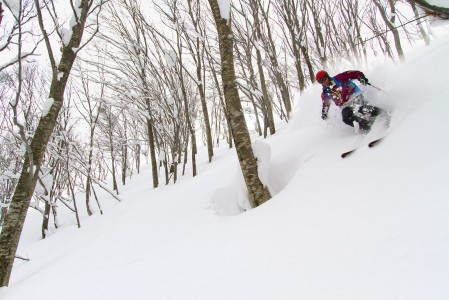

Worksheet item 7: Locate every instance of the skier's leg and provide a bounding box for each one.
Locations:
[359,104,382,117]
[341,107,355,127]
[343,106,373,133]
[359,103,392,128]
[342,106,371,133]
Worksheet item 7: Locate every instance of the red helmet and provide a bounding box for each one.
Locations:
[315,70,328,82]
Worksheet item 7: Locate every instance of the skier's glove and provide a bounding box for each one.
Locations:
[358,75,369,85]
[321,111,328,120]
[321,106,329,120]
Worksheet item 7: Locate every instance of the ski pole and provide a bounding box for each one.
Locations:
[367,83,385,92]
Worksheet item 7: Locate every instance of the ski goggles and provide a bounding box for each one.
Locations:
[318,75,330,84]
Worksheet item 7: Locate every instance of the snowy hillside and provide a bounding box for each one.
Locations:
[1,32,449,300]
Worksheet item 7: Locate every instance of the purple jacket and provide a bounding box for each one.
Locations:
[321,70,364,111]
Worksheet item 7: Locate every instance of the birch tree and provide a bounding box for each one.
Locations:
[0,0,107,287]
[207,0,271,208]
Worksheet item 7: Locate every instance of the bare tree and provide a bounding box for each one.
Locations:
[257,1,292,118]
[372,0,405,61]
[96,0,162,188]
[408,0,431,45]
[233,5,264,136]
[0,65,41,231]
[97,104,120,193]
[274,0,306,91]
[153,0,199,177]
[0,0,107,287]
[0,0,41,72]
[183,0,215,163]
[73,60,104,215]
[39,88,84,236]
[207,0,271,208]
[246,0,275,135]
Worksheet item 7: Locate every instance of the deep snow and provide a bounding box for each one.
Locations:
[1,29,449,300]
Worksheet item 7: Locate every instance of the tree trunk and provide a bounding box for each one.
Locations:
[175,41,197,177]
[109,139,118,194]
[135,144,141,174]
[121,142,127,186]
[300,43,315,85]
[255,40,275,136]
[145,98,159,188]
[236,45,262,136]
[187,0,214,162]
[198,58,214,163]
[308,1,328,69]
[260,6,292,117]
[251,0,275,135]
[85,175,93,215]
[85,130,94,216]
[205,47,234,147]
[42,200,51,239]
[207,0,271,208]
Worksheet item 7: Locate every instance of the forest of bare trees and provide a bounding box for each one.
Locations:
[0,0,440,286]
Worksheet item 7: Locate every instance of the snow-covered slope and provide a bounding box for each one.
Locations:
[1,34,449,300]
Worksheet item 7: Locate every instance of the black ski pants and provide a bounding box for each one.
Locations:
[341,104,382,131]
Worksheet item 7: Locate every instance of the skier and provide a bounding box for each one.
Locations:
[316,69,385,133]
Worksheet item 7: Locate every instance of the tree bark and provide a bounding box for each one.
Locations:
[109,131,119,194]
[85,133,94,216]
[207,0,271,208]
[146,119,158,188]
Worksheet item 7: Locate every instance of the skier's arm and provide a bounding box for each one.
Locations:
[336,70,369,85]
[321,93,330,120]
